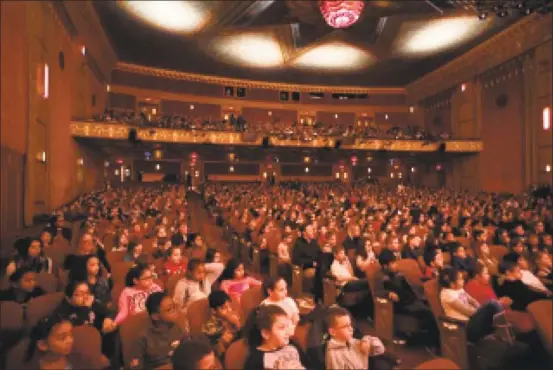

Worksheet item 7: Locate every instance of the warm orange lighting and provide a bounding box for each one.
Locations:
[106,84,111,92]
[190,104,195,110]
[461,83,467,92]
[546,164,551,173]
[334,114,339,119]
[81,45,86,56]
[38,64,49,99]
[268,111,272,116]
[544,107,551,130]
[409,106,414,113]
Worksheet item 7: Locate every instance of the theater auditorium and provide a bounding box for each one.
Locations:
[1,1,552,369]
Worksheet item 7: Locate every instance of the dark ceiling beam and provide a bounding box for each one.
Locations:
[201,1,258,34]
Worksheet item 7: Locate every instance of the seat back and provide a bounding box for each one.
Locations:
[36,272,58,293]
[415,357,461,369]
[0,301,25,333]
[241,286,264,326]
[26,292,64,330]
[111,261,134,285]
[166,273,186,297]
[106,250,126,267]
[188,298,210,336]
[5,336,29,370]
[527,299,553,356]
[224,339,248,370]
[489,245,509,261]
[396,259,423,288]
[292,321,312,353]
[72,325,109,368]
[120,312,150,368]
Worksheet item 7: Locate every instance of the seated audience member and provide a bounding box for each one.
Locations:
[375,250,438,345]
[163,246,187,277]
[261,277,300,330]
[244,305,306,369]
[277,234,293,264]
[402,235,425,272]
[497,261,552,311]
[218,259,262,303]
[174,258,211,312]
[171,339,217,370]
[204,248,225,285]
[477,242,500,276]
[112,231,129,252]
[465,262,534,333]
[535,251,553,290]
[65,233,111,275]
[292,224,320,279]
[0,267,45,303]
[136,253,160,280]
[115,264,163,325]
[171,223,189,247]
[45,214,73,242]
[355,239,377,276]
[185,235,207,261]
[439,267,507,343]
[343,224,363,262]
[124,242,144,263]
[324,306,386,370]
[70,254,112,310]
[129,292,187,369]
[540,233,552,254]
[25,316,99,369]
[386,237,403,261]
[6,238,52,277]
[503,252,551,294]
[422,248,444,280]
[202,290,241,359]
[451,244,477,279]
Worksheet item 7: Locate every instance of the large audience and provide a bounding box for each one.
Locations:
[0,181,551,370]
[91,109,451,141]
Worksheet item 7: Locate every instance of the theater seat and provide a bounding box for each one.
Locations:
[106,250,126,267]
[240,286,264,326]
[415,357,460,369]
[224,339,248,370]
[26,292,64,331]
[527,299,553,357]
[35,272,58,293]
[0,301,25,333]
[72,325,110,368]
[188,298,210,336]
[120,312,150,368]
[111,261,134,285]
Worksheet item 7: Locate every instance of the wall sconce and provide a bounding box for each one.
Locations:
[263,172,268,179]
[125,168,130,176]
[190,105,195,110]
[153,149,163,160]
[368,168,372,173]
[155,164,161,171]
[411,167,416,172]
[224,114,229,120]
[229,166,234,172]
[80,45,86,56]
[114,169,120,176]
[106,84,111,92]
[398,173,403,179]
[390,173,394,179]
[268,111,272,116]
[104,161,110,167]
[546,165,551,173]
[152,108,157,115]
[77,158,84,166]
[544,107,551,130]
[40,64,49,99]
[336,172,340,179]
[304,156,311,163]
[334,114,338,119]
[195,171,199,177]
[305,167,309,173]
[36,151,46,163]
[409,106,414,113]
[385,114,389,120]
[461,83,467,92]
[343,173,348,179]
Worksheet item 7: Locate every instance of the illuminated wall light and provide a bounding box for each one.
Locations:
[114,169,120,176]
[409,106,414,113]
[36,151,46,163]
[106,84,111,92]
[390,173,394,179]
[224,114,229,120]
[152,108,157,115]
[398,173,402,179]
[544,107,551,130]
[42,64,49,99]
[334,114,339,119]
[81,45,86,56]
[77,158,84,166]
[263,172,268,179]
[305,167,309,173]
[546,165,551,173]
[461,83,467,92]
[336,172,340,179]
[195,171,199,177]
[385,114,389,120]
[268,111,272,116]
[229,166,235,172]
[411,167,416,172]
[343,173,348,179]
[125,169,131,176]
[104,161,110,167]
[155,164,161,171]
[190,105,195,110]
[368,167,372,173]
[304,156,311,163]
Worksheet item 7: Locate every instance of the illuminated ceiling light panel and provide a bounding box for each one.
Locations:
[120,1,207,33]
[397,16,489,56]
[293,42,373,71]
[211,34,284,68]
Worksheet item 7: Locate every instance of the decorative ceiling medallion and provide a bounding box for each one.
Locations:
[319,1,366,29]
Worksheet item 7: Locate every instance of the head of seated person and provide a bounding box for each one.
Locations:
[0,267,45,303]
[172,339,216,370]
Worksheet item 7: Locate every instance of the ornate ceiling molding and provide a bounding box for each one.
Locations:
[114,62,406,95]
[406,13,553,102]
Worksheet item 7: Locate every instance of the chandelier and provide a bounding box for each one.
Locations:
[319,1,365,29]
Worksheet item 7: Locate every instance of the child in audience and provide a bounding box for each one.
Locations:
[218,258,262,303]
[503,252,551,294]
[25,316,98,369]
[6,238,52,277]
[202,290,241,359]
[71,254,111,310]
[115,264,163,325]
[136,253,160,280]
[535,251,553,290]
[324,306,386,370]
[261,277,300,331]
[451,244,477,279]
[173,258,212,312]
[477,242,500,276]
[497,261,552,311]
[422,249,444,280]
[244,305,305,369]
[124,241,144,263]
[163,246,187,276]
[0,267,45,303]
[171,339,217,370]
[439,267,507,343]
[355,239,377,275]
[129,292,187,369]
[205,248,225,285]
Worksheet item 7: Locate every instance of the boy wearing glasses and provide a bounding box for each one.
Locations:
[130,292,188,369]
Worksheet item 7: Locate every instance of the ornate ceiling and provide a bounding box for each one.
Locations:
[94,1,524,87]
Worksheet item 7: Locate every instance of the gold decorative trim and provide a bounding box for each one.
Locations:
[70,121,483,152]
[115,62,406,95]
[407,13,553,102]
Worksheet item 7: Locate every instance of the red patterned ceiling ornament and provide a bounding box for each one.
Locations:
[319,1,365,29]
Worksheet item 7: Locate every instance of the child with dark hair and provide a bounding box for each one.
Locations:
[115,264,162,325]
[69,254,111,310]
[129,292,187,369]
[439,267,507,343]
[205,248,224,285]
[124,241,144,263]
[163,246,187,276]
[201,290,241,359]
[218,258,262,303]
[171,339,216,370]
[497,260,552,311]
[173,258,211,312]
[0,267,45,303]
[261,277,300,331]
[422,248,444,280]
[244,305,305,369]
[25,316,99,369]
[451,244,477,280]
[6,238,52,277]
